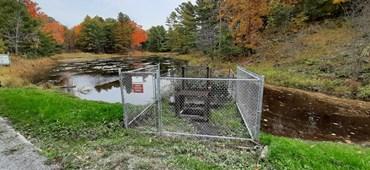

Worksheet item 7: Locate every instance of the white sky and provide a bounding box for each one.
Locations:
[34,0,196,29]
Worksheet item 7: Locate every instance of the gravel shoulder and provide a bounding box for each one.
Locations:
[0,117,57,170]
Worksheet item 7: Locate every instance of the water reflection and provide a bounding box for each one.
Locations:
[62,74,122,103]
[49,57,186,104]
[122,74,155,106]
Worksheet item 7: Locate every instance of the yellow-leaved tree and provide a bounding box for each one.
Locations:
[221,0,268,49]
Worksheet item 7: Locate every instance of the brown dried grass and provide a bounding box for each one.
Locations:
[0,57,57,87]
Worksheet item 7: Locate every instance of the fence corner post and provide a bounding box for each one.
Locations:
[119,68,128,129]
[256,75,265,140]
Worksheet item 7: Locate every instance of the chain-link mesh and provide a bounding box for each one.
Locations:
[166,66,211,78]
[119,65,160,130]
[120,65,264,141]
[160,78,251,138]
[236,67,264,139]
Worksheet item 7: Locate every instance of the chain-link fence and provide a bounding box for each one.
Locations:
[119,65,160,130]
[235,66,264,140]
[119,65,264,141]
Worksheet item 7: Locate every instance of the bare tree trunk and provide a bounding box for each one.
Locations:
[14,0,22,55]
[15,14,20,55]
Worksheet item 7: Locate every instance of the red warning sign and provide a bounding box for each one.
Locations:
[132,84,144,93]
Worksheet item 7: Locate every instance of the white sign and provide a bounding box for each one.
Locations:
[0,54,10,66]
[132,76,144,83]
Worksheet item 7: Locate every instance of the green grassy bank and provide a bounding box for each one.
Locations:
[0,88,369,169]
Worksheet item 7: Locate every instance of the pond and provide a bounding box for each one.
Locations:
[47,56,185,104]
[46,56,370,143]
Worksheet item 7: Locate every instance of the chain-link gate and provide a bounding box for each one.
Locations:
[119,65,160,130]
[119,65,264,141]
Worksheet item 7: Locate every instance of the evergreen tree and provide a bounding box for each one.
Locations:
[77,16,107,53]
[114,12,133,54]
[167,2,197,53]
[33,32,60,57]
[166,12,184,52]
[216,24,241,60]
[0,0,59,57]
[146,26,169,52]
[0,0,39,56]
[195,0,220,54]
[103,18,117,53]
[0,38,6,53]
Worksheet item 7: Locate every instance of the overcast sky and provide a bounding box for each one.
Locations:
[34,0,195,30]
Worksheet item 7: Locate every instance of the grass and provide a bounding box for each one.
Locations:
[248,65,350,95]
[0,87,370,169]
[161,100,196,133]
[261,134,370,170]
[249,20,370,100]
[0,88,258,169]
[210,103,250,138]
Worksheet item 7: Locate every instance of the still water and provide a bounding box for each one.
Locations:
[48,57,185,104]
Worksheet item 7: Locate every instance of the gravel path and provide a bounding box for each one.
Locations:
[0,117,57,170]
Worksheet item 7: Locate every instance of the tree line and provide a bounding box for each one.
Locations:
[65,13,147,54]
[0,0,361,59]
[0,0,147,58]
[145,0,355,59]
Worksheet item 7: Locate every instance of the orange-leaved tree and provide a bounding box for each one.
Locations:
[24,0,66,44]
[41,20,66,44]
[130,22,148,48]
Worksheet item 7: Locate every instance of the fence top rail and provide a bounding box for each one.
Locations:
[160,76,260,81]
[236,66,264,80]
[121,71,156,75]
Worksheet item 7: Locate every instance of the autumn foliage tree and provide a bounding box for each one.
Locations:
[24,0,66,44]
[131,22,148,49]
[221,0,268,49]
[42,20,66,44]
[64,25,81,52]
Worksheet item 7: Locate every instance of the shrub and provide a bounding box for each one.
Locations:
[358,85,370,100]
[302,0,343,20]
[268,1,295,28]
[0,38,6,53]
[267,0,345,30]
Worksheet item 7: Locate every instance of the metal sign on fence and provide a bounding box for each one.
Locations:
[119,65,264,142]
[0,54,10,66]
[132,84,144,93]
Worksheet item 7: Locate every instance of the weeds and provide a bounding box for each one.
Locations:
[0,57,56,87]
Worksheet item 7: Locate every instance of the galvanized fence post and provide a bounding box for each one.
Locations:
[255,76,265,140]
[153,70,158,131]
[118,69,128,128]
[156,64,162,135]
